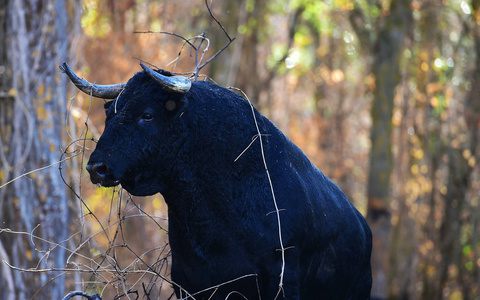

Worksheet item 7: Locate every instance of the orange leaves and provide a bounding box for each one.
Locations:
[316,66,346,85]
[463,149,476,168]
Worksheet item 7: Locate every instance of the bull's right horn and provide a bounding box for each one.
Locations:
[140,62,191,94]
[60,62,126,99]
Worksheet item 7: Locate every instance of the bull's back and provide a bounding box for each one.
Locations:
[262,122,372,298]
[175,81,372,298]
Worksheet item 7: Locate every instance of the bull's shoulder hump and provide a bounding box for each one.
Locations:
[191,81,247,101]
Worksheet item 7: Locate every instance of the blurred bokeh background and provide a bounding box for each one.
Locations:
[1,0,480,299]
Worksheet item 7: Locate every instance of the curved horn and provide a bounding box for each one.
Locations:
[59,62,126,99]
[140,62,191,94]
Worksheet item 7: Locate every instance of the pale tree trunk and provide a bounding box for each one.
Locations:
[0,0,81,299]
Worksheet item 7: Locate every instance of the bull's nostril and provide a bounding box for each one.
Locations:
[87,162,101,173]
[86,161,119,186]
[87,162,109,182]
[95,163,107,175]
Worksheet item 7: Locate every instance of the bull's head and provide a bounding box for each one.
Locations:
[61,62,192,196]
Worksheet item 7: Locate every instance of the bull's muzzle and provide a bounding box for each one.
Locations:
[86,161,120,187]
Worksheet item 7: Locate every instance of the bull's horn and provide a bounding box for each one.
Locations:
[140,62,191,94]
[59,62,126,99]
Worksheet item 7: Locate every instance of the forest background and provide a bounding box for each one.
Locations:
[1,0,480,299]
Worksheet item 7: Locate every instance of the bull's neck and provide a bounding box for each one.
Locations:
[161,92,271,226]
[162,161,236,214]
[161,138,266,224]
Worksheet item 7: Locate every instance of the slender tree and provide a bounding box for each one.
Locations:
[0,0,81,298]
[350,0,413,298]
[437,1,480,298]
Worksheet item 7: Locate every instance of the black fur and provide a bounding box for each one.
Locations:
[87,70,372,299]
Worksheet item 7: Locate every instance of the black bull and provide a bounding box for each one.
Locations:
[61,62,372,300]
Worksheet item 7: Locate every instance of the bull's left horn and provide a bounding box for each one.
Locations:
[60,62,126,99]
[140,62,191,94]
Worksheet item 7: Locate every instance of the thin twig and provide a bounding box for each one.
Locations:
[234,135,259,162]
[53,2,239,298]
[62,291,102,300]
[32,271,68,300]
[133,1,235,82]
[195,38,236,79]
[0,152,81,189]
[234,134,272,162]
[133,30,197,50]
[193,33,209,73]
[205,0,234,41]
[193,0,236,79]
[180,274,258,300]
[59,137,112,246]
[228,87,286,297]
[0,228,103,270]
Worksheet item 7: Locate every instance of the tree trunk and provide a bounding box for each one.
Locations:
[366,0,412,298]
[0,0,81,299]
[437,1,480,296]
[232,0,268,107]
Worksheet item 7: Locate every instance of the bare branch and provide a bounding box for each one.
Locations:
[205,0,234,42]
[228,87,287,295]
[62,291,102,300]
[0,151,82,189]
[194,37,236,80]
[133,30,197,50]
[133,1,235,82]
[179,273,259,300]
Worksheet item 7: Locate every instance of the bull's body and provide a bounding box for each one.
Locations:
[63,64,372,299]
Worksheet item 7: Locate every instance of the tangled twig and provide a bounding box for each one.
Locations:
[228,87,287,298]
[62,291,102,300]
[134,0,235,81]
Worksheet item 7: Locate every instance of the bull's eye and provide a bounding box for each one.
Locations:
[140,113,154,121]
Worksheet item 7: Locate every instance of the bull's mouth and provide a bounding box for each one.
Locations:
[94,177,121,187]
[86,161,158,196]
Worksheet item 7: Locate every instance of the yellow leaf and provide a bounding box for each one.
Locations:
[440,186,448,195]
[153,197,163,210]
[392,109,402,126]
[38,85,44,96]
[413,149,424,160]
[420,165,428,174]
[426,265,436,276]
[411,164,419,175]
[421,62,429,72]
[8,88,17,96]
[468,156,476,167]
[37,107,45,119]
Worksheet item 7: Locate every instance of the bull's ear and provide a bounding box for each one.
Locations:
[104,101,114,111]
